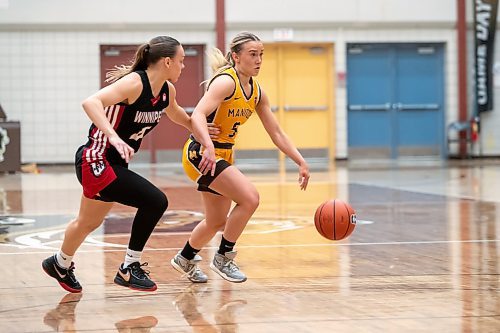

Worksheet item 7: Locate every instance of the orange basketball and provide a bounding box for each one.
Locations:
[314,199,357,240]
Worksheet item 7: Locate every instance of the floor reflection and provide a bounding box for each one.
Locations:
[115,315,158,333]
[173,285,247,333]
[43,293,82,333]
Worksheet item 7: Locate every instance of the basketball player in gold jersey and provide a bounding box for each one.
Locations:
[171,32,310,283]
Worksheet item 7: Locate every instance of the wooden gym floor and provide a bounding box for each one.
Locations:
[0,159,499,332]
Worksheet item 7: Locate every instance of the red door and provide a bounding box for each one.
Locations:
[100,44,205,163]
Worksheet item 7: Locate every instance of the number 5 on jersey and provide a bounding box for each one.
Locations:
[228,122,241,138]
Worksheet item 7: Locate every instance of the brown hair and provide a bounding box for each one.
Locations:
[207,31,261,77]
[106,36,181,83]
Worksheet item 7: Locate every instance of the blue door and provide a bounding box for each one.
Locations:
[347,43,444,158]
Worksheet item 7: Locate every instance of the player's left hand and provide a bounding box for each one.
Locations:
[298,162,310,190]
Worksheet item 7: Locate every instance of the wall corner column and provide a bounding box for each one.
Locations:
[216,0,226,53]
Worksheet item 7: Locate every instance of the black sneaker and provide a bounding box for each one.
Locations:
[42,255,82,293]
[114,262,157,292]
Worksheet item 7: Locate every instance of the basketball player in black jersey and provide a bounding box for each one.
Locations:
[42,36,219,293]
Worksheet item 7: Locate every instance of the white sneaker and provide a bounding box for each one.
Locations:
[171,252,208,283]
[210,251,247,283]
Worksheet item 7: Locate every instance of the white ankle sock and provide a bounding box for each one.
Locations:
[56,250,73,269]
[123,249,142,268]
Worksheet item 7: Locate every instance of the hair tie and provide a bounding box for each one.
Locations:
[145,44,151,53]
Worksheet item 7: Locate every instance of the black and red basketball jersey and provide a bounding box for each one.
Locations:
[82,70,170,167]
[77,70,170,199]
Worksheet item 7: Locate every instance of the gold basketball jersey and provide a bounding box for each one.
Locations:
[207,67,261,145]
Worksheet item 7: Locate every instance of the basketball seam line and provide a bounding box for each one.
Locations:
[333,199,336,240]
[317,201,328,239]
[339,201,350,240]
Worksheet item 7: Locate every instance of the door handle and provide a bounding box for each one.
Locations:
[398,103,439,110]
[348,103,391,111]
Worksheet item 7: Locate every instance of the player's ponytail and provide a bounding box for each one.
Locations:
[207,47,231,76]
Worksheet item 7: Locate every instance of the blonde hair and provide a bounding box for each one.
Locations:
[106,36,181,83]
[207,31,261,78]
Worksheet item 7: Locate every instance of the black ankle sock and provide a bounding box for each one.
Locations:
[180,241,200,260]
[218,236,236,255]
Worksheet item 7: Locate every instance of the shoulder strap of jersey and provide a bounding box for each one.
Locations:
[135,70,151,95]
[208,68,236,100]
[255,80,262,105]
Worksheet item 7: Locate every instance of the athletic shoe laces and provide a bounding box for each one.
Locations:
[224,259,239,273]
[130,262,151,280]
[67,263,78,282]
[185,258,204,276]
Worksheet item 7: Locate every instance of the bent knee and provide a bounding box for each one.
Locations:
[250,191,260,210]
[240,189,260,212]
[151,191,169,214]
[133,191,168,221]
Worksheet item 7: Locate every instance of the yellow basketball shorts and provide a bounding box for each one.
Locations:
[182,137,234,194]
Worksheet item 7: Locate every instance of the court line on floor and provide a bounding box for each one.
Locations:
[0,238,498,255]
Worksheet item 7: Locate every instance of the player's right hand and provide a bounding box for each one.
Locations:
[109,134,134,163]
[199,146,216,176]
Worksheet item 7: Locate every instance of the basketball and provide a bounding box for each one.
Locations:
[314,199,357,240]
